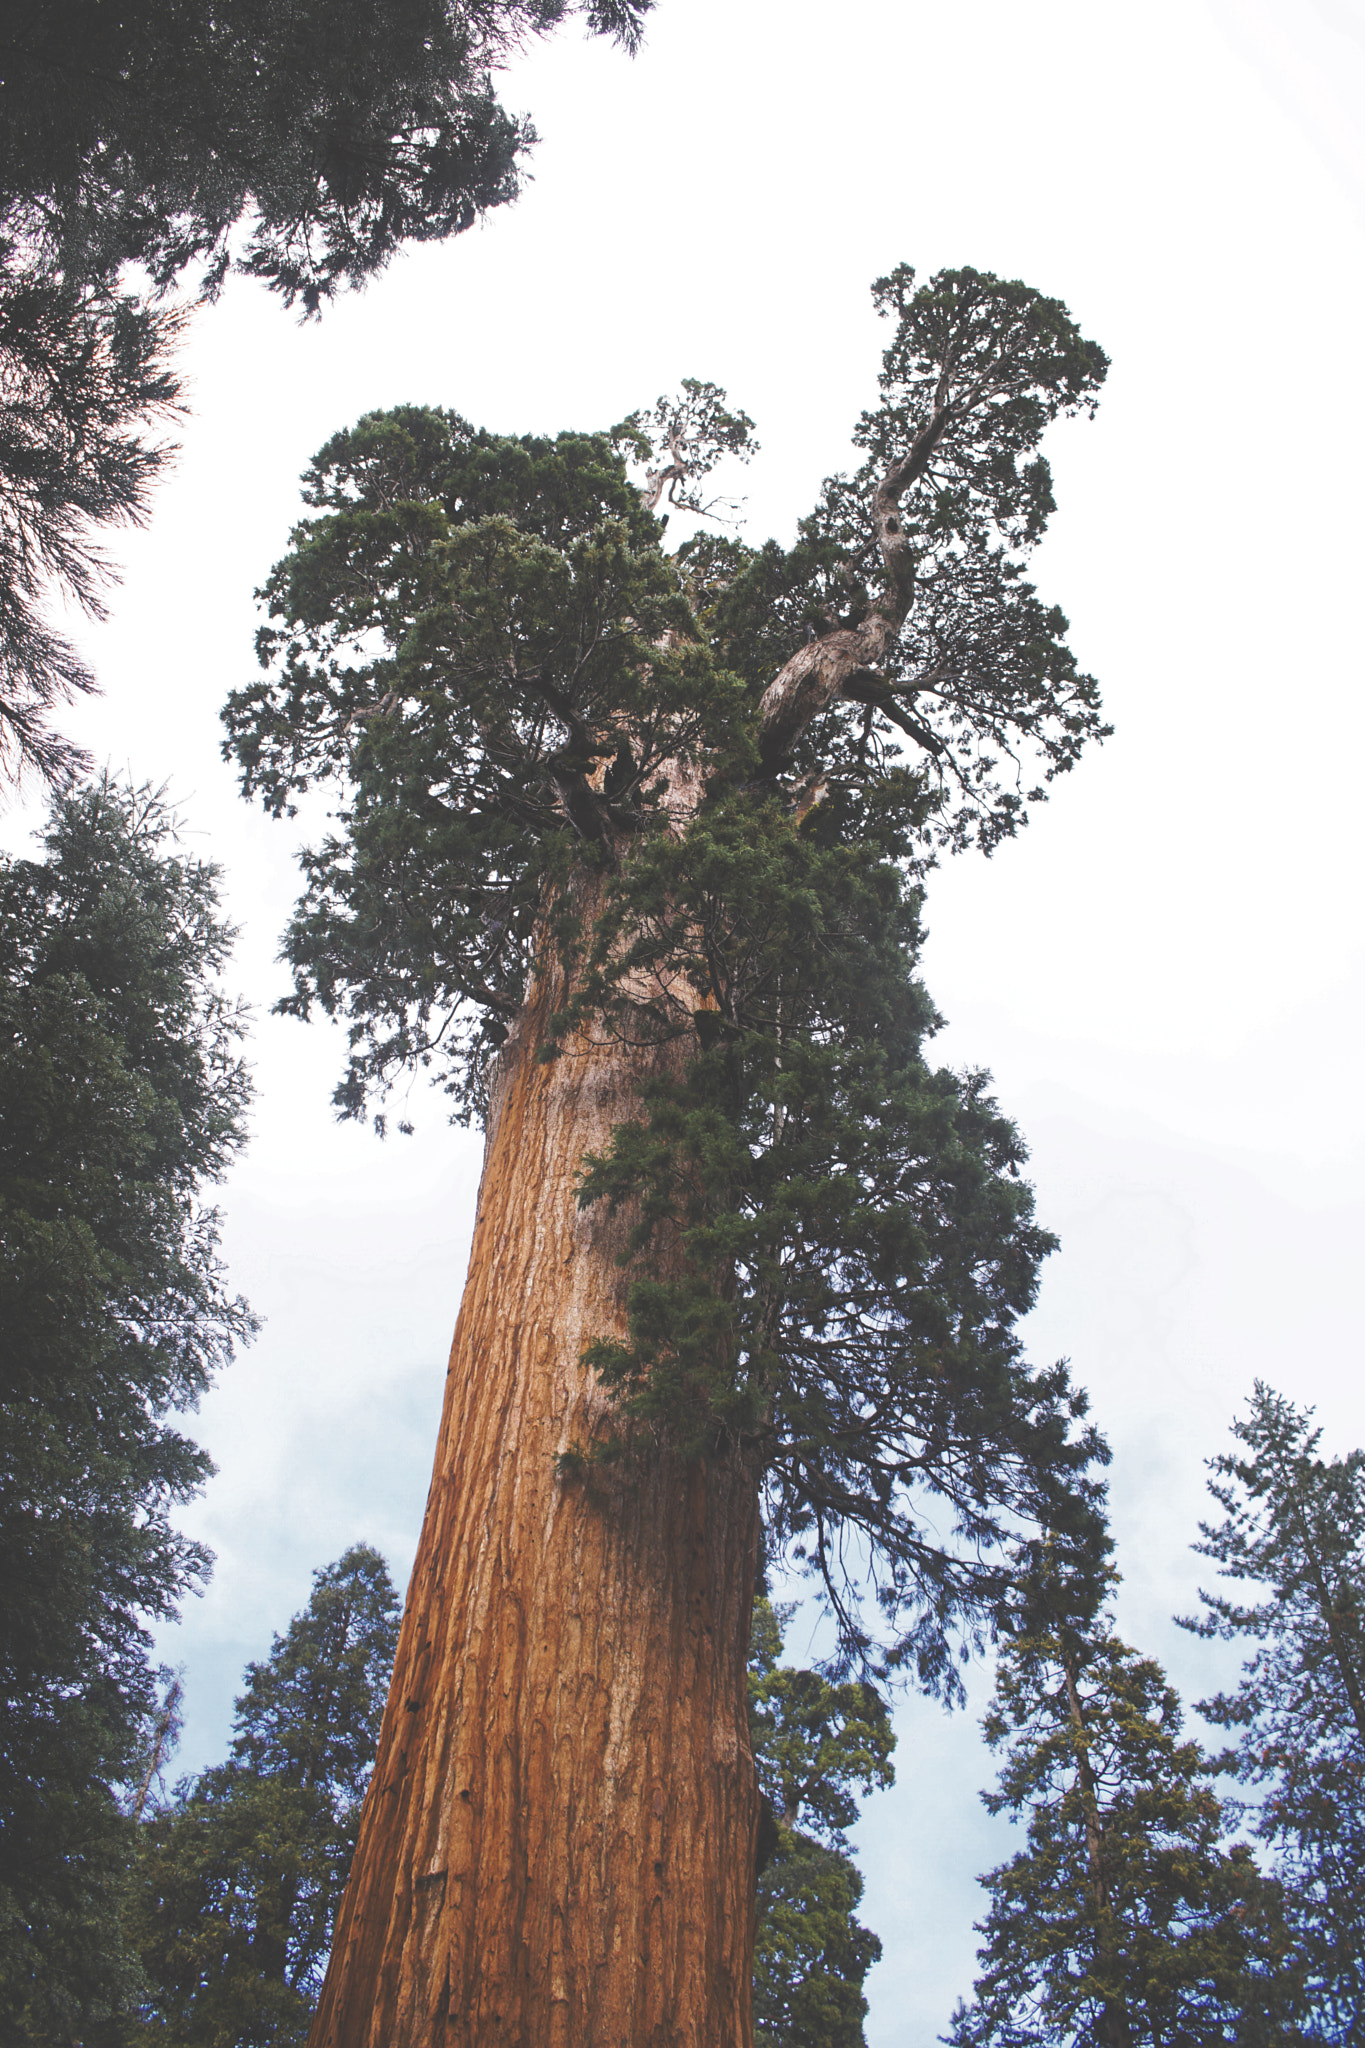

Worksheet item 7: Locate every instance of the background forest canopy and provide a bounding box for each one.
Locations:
[0,0,653,787]
[223,258,1118,1683]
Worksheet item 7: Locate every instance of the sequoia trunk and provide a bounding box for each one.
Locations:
[309,913,763,2046]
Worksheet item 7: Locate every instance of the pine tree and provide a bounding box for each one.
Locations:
[128,1546,400,2046]
[224,264,1113,2040]
[749,1598,894,2048]
[0,777,253,2042]
[1183,1383,1365,2039]
[946,1592,1298,2048]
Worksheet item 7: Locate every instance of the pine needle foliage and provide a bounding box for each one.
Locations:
[0,264,182,787]
[0,0,650,789]
[0,0,651,312]
[224,264,1113,1678]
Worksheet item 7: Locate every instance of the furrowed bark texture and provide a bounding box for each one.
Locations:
[310,910,763,2047]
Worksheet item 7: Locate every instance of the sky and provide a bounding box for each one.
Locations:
[6,0,1365,2037]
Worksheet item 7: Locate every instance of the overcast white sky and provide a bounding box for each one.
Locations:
[6,0,1365,2037]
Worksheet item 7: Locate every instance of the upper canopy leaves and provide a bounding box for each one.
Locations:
[226,404,749,1118]
[226,265,1110,1120]
[613,377,759,519]
[858,264,1107,549]
[722,264,1110,845]
[0,0,657,790]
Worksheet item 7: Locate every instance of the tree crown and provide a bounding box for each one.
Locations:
[1179,1386,1365,2032]
[950,1592,1298,2048]
[225,265,1112,1680]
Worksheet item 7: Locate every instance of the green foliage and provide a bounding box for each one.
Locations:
[613,376,759,517]
[128,1545,400,2045]
[0,266,182,783]
[0,777,253,2043]
[756,1840,883,2048]
[946,1597,1299,2047]
[226,403,752,1124]
[225,267,1113,1674]
[749,1597,896,1842]
[687,265,1109,849]
[0,0,650,311]
[1182,1384,1365,2040]
[749,1598,894,2048]
[572,785,1106,1681]
[0,0,650,786]
[857,265,1108,539]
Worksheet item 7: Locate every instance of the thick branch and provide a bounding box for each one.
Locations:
[550,760,611,845]
[640,429,687,514]
[842,669,947,756]
[756,401,952,770]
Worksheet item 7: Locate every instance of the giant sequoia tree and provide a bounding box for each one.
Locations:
[226,264,1112,2044]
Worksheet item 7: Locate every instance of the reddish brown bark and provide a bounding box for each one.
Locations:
[310,912,763,2046]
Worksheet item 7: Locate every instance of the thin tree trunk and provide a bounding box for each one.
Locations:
[129,1676,182,1823]
[310,890,763,2047]
[1062,1656,1132,2048]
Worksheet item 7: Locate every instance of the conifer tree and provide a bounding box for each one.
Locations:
[0,777,253,2042]
[748,1598,895,2048]
[1184,1384,1365,2039]
[128,1546,400,2046]
[946,1586,1298,2048]
[225,263,1113,2042]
